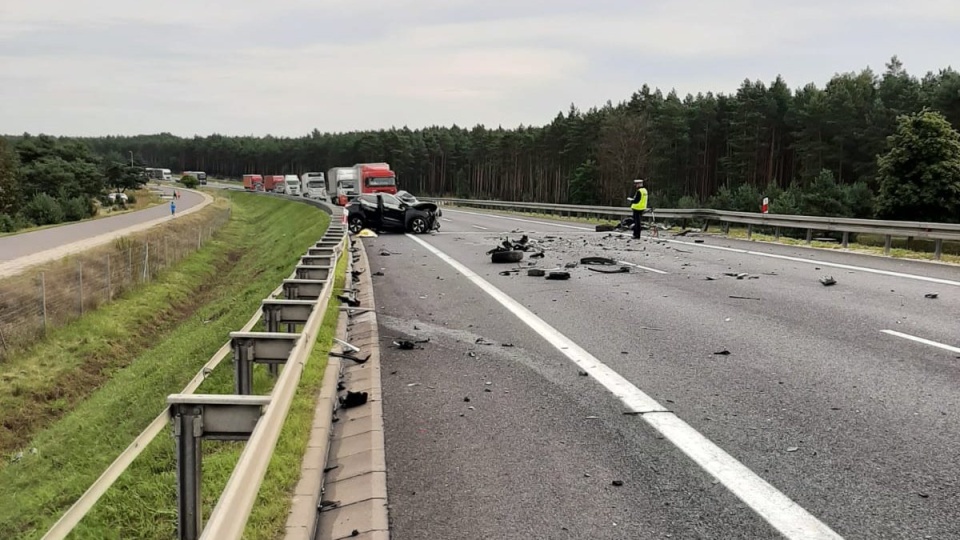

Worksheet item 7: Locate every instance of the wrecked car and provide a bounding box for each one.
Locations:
[346,193,441,234]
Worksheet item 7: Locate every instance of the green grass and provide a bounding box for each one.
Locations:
[0,192,331,539]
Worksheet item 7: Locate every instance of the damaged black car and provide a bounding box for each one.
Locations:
[346,193,441,234]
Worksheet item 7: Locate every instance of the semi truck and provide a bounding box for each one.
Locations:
[283,175,301,196]
[263,175,284,193]
[301,172,328,200]
[328,167,359,206]
[355,163,397,196]
[182,171,207,185]
[242,174,264,191]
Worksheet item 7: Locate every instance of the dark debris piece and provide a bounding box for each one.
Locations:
[587,266,630,274]
[580,256,617,265]
[528,268,546,277]
[925,293,938,299]
[713,350,731,355]
[339,390,368,409]
[819,276,837,286]
[546,271,571,280]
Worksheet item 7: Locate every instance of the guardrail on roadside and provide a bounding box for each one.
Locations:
[425,198,960,260]
[41,203,345,540]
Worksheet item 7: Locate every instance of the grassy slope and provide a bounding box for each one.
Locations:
[0,199,229,455]
[0,193,330,538]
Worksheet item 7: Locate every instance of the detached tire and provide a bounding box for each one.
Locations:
[491,250,524,263]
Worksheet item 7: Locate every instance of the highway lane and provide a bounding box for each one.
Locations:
[370,210,960,539]
[0,187,203,262]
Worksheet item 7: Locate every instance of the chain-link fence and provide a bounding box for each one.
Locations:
[0,205,232,358]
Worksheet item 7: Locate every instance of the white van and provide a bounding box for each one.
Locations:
[284,175,301,196]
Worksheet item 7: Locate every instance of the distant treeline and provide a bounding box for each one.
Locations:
[5,56,960,223]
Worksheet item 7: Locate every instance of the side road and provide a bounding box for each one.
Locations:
[288,238,390,540]
[0,187,211,278]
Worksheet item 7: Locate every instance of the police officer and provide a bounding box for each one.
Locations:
[627,178,648,238]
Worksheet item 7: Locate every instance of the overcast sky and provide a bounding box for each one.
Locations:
[2,0,958,137]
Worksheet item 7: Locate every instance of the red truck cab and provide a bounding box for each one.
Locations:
[243,174,263,191]
[263,175,284,192]
[358,164,397,195]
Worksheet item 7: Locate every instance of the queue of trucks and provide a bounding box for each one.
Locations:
[238,163,399,205]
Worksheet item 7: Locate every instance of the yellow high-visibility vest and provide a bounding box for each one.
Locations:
[631,188,648,211]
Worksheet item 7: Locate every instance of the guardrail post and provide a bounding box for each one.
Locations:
[172,404,203,540]
[230,333,299,393]
[722,223,730,236]
[884,235,892,256]
[934,239,943,260]
[703,220,710,233]
[746,224,753,240]
[805,229,813,244]
[774,227,781,240]
[233,340,255,395]
[841,232,849,248]
[167,395,271,540]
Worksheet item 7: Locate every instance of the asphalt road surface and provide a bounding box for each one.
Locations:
[366,209,960,540]
[0,188,202,262]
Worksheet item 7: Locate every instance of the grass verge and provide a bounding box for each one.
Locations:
[64,238,347,540]
[0,193,230,358]
[447,205,960,265]
[0,192,331,538]
[0,198,232,452]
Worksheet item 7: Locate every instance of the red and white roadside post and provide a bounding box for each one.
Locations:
[762,197,769,214]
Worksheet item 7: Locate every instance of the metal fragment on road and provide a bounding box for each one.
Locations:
[820,276,837,286]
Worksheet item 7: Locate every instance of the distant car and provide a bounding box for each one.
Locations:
[107,192,128,203]
[346,193,440,234]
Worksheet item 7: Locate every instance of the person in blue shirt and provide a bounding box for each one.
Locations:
[170,199,176,216]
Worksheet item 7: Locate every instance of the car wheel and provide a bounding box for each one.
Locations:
[410,217,428,234]
[348,216,364,234]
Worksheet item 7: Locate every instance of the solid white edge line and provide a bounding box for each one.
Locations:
[406,233,844,540]
[660,238,960,287]
[881,330,960,354]
[471,224,489,230]
[617,260,669,275]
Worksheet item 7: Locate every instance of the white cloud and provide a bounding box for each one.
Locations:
[1,0,959,136]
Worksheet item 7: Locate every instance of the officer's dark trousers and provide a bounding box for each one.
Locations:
[632,209,644,238]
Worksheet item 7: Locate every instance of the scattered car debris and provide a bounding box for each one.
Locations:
[491,250,524,263]
[337,293,361,307]
[393,338,429,350]
[580,256,618,265]
[587,266,630,274]
[527,268,546,277]
[724,272,749,279]
[578,370,588,376]
[501,343,515,347]
[611,480,624,487]
[705,276,717,281]
[564,262,578,268]
[786,447,799,453]
[820,276,837,286]
[694,239,705,243]
[330,351,371,364]
[339,390,368,409]
[713,350,731,355]
[729,296,761,301]
[925,293,938,299]
[546,271,571,280]
[373,271,384,276]
[464,397,471,402]
[595,224,616,232]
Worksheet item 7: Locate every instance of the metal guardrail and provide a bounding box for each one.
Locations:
[41,199,345,540]
[426,198,960,259]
